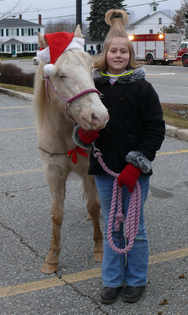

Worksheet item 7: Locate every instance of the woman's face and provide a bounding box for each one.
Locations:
[106,37,130,74]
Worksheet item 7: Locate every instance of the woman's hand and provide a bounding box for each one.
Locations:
[118,164,141,192]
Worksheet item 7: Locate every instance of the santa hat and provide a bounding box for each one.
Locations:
[37,31,85,77]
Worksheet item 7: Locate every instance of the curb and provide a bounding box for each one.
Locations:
[166,124,188,142]
[1,87,188,142]
[0,87,33,102]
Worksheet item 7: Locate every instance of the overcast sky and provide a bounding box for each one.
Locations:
[0,0,183,25]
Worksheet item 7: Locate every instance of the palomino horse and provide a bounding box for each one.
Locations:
[33,26,109,274]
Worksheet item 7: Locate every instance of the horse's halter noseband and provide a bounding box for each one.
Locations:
[44,77,101,121]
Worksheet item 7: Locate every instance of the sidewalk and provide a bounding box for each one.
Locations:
[1,85,188,142]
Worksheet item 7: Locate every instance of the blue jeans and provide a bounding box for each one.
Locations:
[95,174,150,288]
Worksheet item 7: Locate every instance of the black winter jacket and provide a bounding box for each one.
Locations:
[88,67,165,175]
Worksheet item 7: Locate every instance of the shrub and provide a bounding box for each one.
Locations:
[0,62,34,87]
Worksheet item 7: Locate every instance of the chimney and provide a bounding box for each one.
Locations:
[38,14,42,25]
[19,14,22,20]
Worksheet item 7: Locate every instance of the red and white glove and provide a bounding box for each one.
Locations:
[77,128,99,144]
[118,164,141,192]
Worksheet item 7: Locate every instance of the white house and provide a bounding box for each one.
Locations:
[0,15,44,57]
[127,10,174,35]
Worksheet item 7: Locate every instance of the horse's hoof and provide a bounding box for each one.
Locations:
[87,213,92,220]
[40,262,58,274]
[94,252,103,262]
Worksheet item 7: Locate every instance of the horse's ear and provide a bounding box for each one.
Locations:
[74,25,84,38]
[38,33,48,49]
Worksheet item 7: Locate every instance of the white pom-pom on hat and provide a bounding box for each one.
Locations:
[43,64,56,77]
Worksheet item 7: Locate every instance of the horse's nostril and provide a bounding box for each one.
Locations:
[91,113,99,121]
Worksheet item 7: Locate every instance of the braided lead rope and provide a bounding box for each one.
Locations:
[94,149,141,254]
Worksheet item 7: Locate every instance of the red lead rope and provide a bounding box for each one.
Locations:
[67,146,88,164]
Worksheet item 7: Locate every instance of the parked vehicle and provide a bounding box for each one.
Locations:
[32,56,39,65]
[176,41,188,67]
[128,33,181,65]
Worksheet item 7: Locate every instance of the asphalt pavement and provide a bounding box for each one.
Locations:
[0,91,188,314]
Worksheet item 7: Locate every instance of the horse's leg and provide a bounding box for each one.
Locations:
[83,175,103,262]
[41,163,68,274]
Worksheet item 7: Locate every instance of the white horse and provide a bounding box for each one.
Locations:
[33,25,109,274]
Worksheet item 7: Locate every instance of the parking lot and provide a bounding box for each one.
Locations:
[0,92,188,314]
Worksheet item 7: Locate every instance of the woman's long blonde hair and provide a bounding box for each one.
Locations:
[93,9,138,71]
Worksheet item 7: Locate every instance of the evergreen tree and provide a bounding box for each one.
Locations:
[87,0,127,41]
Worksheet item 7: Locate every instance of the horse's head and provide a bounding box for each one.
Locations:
[38,26,109,131]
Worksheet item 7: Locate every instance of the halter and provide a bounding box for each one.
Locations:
[44,77,101,121]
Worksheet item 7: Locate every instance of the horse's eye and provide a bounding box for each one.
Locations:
[59,74,66,79]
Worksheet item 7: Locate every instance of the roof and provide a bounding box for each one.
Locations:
[131,10,173,26]
[0,18,43,28]
[3,38,24,44]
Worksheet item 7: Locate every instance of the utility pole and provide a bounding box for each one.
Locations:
[184,11,188,39]
[76,0,82,28]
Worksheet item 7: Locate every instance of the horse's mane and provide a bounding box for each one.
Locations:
[33,63,46,127]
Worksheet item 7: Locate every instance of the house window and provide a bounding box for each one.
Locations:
[159,18,162,24]
[17,28,19,36]
[1,29,3,36]
[149,29,153,34]
[28,28,31,36]
[6,29,9,36]
[10,29,16,36]
[21,28,24,36]
[31,28,34,36]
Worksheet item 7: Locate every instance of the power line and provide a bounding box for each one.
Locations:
[15,1,89,14]
[29,12,90,22]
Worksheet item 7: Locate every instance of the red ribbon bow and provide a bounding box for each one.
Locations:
[67,146,88,164]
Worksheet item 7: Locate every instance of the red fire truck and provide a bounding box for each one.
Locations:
[176,41,188,67]
[128,33,180,65]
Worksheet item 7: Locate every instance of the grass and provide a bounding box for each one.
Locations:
[0,83,33,94]
[0,56,33,61]
[162,103,188,129]
[0,83,187,129]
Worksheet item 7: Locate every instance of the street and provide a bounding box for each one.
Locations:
[0,93,188,314]
[2,59,188,105]
[145,64,188,105]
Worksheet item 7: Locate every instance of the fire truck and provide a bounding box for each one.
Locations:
[176,41,188,67]
[128,33,180,65]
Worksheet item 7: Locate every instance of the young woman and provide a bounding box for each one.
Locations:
[74,9,165,305]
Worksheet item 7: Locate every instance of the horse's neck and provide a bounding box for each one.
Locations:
[38,105,75,152]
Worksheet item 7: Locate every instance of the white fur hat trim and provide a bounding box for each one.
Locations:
[65,37,85,52]
[37,47,50,64]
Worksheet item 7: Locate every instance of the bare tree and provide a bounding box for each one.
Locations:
[45,21,75,34]
[44,20,88,39]
[173,0,188,31]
